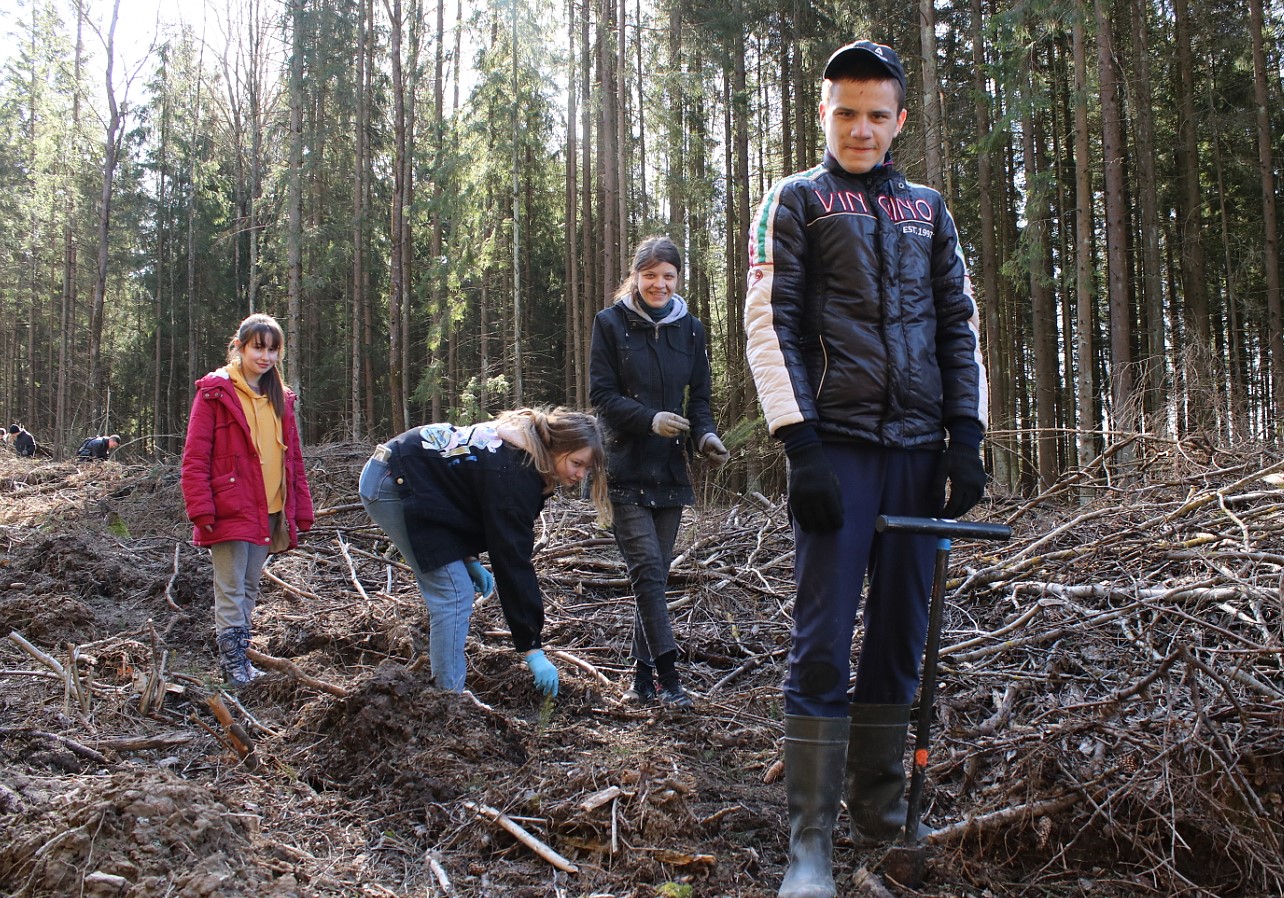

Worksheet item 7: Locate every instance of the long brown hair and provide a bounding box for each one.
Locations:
[494,406,611,524]
[612,235,683,302]
[227,313,287,418]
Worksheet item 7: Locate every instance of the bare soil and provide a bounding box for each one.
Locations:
[1,443,1282,898]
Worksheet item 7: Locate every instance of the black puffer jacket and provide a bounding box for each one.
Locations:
[590,296,715,507]
[744,153,986,448]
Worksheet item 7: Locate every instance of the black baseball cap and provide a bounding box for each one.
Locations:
[822,40,907,94]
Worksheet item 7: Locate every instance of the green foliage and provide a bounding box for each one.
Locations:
[655,883,693,898]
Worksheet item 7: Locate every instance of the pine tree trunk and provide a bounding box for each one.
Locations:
[1249,0,1284,433]
[1096,0,1135,447]
[1071,7,1097,492]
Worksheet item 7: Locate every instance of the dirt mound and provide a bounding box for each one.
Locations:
[300,662,529,810]
[0,768,297,898]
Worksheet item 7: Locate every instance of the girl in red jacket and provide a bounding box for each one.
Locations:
[181,314,315,685]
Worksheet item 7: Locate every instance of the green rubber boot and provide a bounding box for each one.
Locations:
[779,714,849,898]
[845,703,932,845]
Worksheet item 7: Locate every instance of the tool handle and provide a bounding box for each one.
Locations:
[876,515,1012,541]
[901,541,949,846]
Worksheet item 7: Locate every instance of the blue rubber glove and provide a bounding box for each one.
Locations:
[464,559,494,598]
[524,650,559,697]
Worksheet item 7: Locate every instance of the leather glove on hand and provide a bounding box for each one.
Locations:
[698,433,731,467]
[464,559,494,598]
[651,412,690,438]
[933,443,987,518]
[786,443,844,532]
[524,650,559,697]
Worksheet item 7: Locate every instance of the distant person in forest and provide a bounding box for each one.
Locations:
[8,424,36,457]
[589,235,729,710]
[181,313,315,687]
[77,434,121,461]
[359,408,609,698]
[744,40,987,898]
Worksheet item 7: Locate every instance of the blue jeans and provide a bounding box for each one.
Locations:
[612,502,684,667]
[211,540,270,632]
[787,444,939,717]
[359,455,475,691]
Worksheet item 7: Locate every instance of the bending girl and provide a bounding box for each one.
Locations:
[359,407,609,696]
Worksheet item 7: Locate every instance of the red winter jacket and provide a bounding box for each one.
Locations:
[180,368,315,549]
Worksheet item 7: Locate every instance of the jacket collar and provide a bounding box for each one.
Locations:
[620,293,689,329]
[822,150,897,189]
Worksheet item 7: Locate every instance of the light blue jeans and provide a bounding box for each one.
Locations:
[359,455,474,691]
[211,540,270,632]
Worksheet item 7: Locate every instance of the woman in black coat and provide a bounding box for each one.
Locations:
[589,236,729,708]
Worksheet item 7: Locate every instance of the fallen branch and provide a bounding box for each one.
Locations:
[261,566,322,600]
[336,533,370,601]
[93,733,194,752]
[8,631,66,677]
[245,647,348,697]
[205,693,257,769]
[925,792,1082,844]
[426,853,454,897]
[464,801,579,874]
[164,543,182,610]
[549,649,610,686]
[0,727,109,765]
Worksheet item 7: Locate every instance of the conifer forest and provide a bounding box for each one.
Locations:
[0,0,1279,485]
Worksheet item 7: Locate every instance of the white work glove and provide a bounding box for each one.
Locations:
[698,433,730,466]
[651,412,690,438]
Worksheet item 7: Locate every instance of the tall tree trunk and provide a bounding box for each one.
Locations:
[1129,0,1164,434]
[1023,48,1058,490]
[429,0,446,420]
[1210,82,1249,437]
[1172,0,1212,434]
[388,0,408,431]
[58,0,86,453]
[566,0,583,407]
[1249,0,1284,433]
[972,0,1011,491]
[1071,6,1097,489]
[615,0,628,260]
[89,0,123,431]
[1096,0,1134,447]
[287,0,304,397]
[511,0,523,404]
[351,0,367,439]
[919,0,942,189]
[598,0,619,300]
[666,0,685,244]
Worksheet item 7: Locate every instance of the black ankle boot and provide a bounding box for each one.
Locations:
[624,663,656,703]
[655,651,694,709]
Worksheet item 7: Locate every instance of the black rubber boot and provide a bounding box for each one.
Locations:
[779,714,849,898]
[217,626,253,686]
[845,703,932,845]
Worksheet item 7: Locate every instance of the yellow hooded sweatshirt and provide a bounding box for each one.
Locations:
[227,360,286,514]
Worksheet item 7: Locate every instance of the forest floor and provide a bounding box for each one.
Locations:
[1,439,1283,898]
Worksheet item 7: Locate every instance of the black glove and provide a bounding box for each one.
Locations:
[934,443,986,518]
[786,443,844,532]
